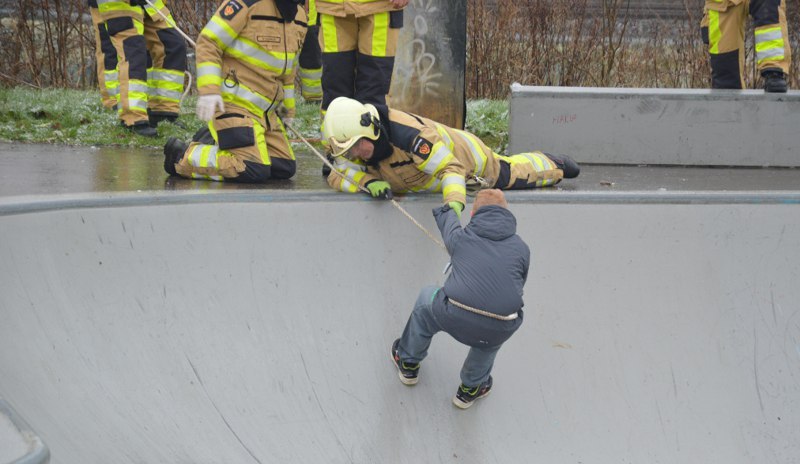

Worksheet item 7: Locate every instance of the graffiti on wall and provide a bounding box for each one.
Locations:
[390,0,466,128]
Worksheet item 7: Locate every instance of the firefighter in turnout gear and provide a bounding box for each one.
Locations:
[96,0,188,136]
[701,0,792,92]
[316,0,408,116]
[163,0,307,183]
[89,0,119,110]
[321,97,580,213]
[298,0,323,102]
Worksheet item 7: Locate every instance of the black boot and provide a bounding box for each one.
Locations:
[545,153,581,179]
[163,137,188,176]
[149,112,186,129]
[322,153,334,177]
[126,121,158,138]
[763,70,788,93]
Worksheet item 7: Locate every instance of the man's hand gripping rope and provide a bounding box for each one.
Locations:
[284,123,445,251]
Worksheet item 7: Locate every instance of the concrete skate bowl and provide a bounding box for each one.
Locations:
[1,191,799,464]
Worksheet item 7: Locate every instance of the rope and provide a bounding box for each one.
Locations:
[143,0,197,47]
[146,0,445,251]
[180,70,193,109]
[448,298,519,321]
[284,123,445,251]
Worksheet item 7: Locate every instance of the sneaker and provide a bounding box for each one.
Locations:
[126,122,158,138]
[545,153,580,179]
[763,70,788,93]
[452,375,493,409]
[390,339,419,385]
[163,137,188,176]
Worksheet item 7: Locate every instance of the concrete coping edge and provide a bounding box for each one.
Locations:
[509,83,800,102]
[0,190,799,217]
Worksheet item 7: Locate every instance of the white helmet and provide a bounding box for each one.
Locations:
[322,97,381,157]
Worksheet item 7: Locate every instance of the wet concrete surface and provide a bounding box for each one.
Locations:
[2,142,799,464]
[1,141,798,198]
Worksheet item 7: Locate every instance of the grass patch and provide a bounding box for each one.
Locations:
[0,88,510,152]
[465,99,509,154]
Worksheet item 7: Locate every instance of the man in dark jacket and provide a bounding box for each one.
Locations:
[391,189,530,409]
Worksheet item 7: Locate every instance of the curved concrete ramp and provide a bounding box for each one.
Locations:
[1,192,799,463]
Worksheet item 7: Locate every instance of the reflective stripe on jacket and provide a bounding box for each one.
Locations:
[196,0,307,119]
[327,106,504,205]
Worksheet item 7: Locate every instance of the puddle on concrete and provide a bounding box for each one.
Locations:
[0,142,331,196]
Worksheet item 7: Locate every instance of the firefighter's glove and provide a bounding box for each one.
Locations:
[448,201,464,219]
[365,180,393,200]
[196,95,225,122]
[282,117,296,129]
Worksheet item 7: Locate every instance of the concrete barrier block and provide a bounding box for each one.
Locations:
[509,84,800,167]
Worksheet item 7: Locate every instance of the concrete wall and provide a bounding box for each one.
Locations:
[1,192,799,463]
[509,85,800,167]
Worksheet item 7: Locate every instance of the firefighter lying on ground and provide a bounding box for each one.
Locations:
[391,189,529,409]
[163,0,307,182]
[321,97,580,214]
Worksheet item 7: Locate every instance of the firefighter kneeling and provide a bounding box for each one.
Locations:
[321,97,580,212]
[164,0,307,182]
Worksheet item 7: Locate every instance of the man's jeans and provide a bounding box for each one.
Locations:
[397,285,501,387]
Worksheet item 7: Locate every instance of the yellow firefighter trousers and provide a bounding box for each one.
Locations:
[90,7,119,109]
[174,110,296,183]
[701,0,792,88]
[100,4,186,126]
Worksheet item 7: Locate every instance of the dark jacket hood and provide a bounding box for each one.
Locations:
[466,205,517,241]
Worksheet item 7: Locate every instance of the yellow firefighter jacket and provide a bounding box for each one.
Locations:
[196,0,307,120]
[316,0,402,18]
[96,0,169,21]
[327,107,505,206]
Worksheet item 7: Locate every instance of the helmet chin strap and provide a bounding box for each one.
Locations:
[359,112,382,137]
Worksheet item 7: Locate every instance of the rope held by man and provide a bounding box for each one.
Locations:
[284,123,445,251]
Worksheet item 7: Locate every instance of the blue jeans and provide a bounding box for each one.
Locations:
[397,285,502,387]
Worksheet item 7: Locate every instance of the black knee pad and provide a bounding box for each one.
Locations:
[98,26,118,69]
[105,16,135,36]
[269,158,296,180]
[157,28,188,72]
[750,0,780,26]
[122,35,149,81]
[710,50,742,89]
[217,125,256,151]
[234,161,272,183]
